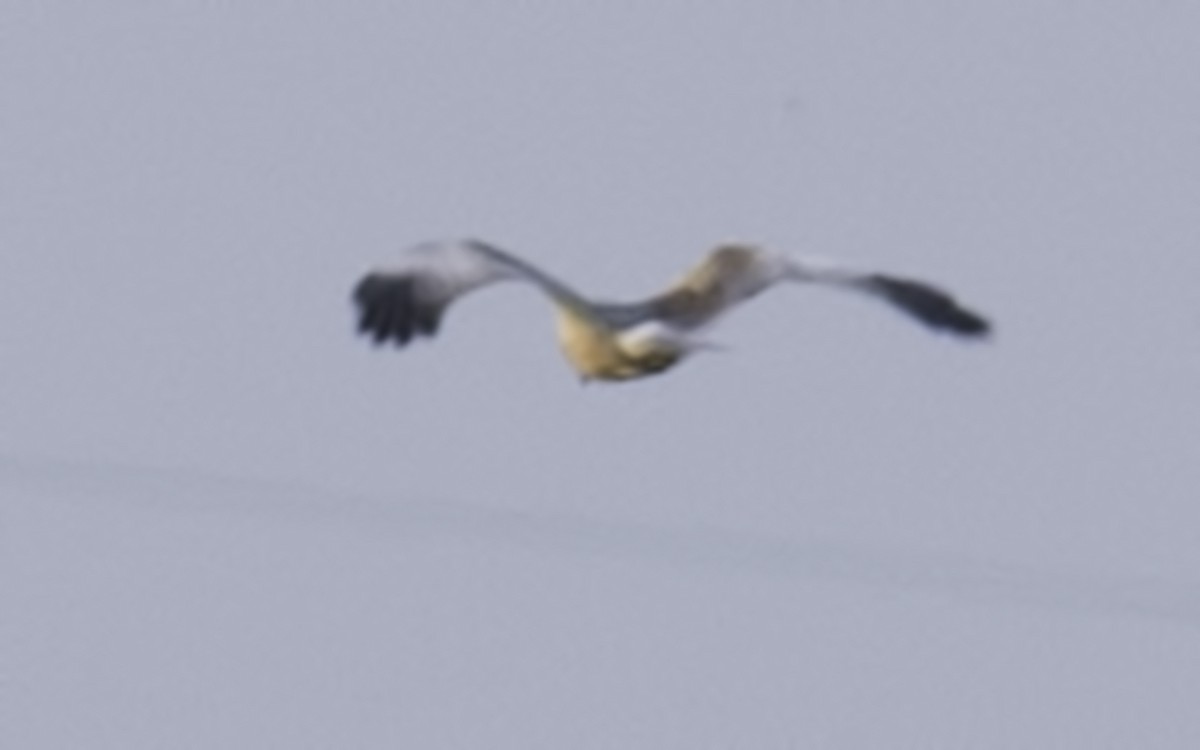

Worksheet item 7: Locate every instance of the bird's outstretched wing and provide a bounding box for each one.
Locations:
[631,245,786,330]
[623,244,990,337]
[353,239,594,347]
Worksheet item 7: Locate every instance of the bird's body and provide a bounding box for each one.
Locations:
[554,306,632,380]
[352,239,990,382]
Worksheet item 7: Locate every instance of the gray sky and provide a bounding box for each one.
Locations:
[4,2,1200,747]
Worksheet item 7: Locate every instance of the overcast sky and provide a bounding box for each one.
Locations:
[4,2,1200,747]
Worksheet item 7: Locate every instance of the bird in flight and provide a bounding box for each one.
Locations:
[353,239,990,382]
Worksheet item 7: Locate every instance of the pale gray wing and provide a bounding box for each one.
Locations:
[604,244,990,337]
[353,239,597,347]
[610,245,797,332]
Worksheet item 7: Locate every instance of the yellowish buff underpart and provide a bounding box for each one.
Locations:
[554,307,681,381]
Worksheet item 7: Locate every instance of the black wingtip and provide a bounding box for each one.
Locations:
[868,275,992,338]
[352,273,445,348]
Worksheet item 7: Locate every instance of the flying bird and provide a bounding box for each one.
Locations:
[353,239,990,382]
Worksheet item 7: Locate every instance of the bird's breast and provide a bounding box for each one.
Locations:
[555,309,639,381]
[555,309,685,381]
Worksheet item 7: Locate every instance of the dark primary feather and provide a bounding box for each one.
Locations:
[353,273,446,346]
[865,274,991,337]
